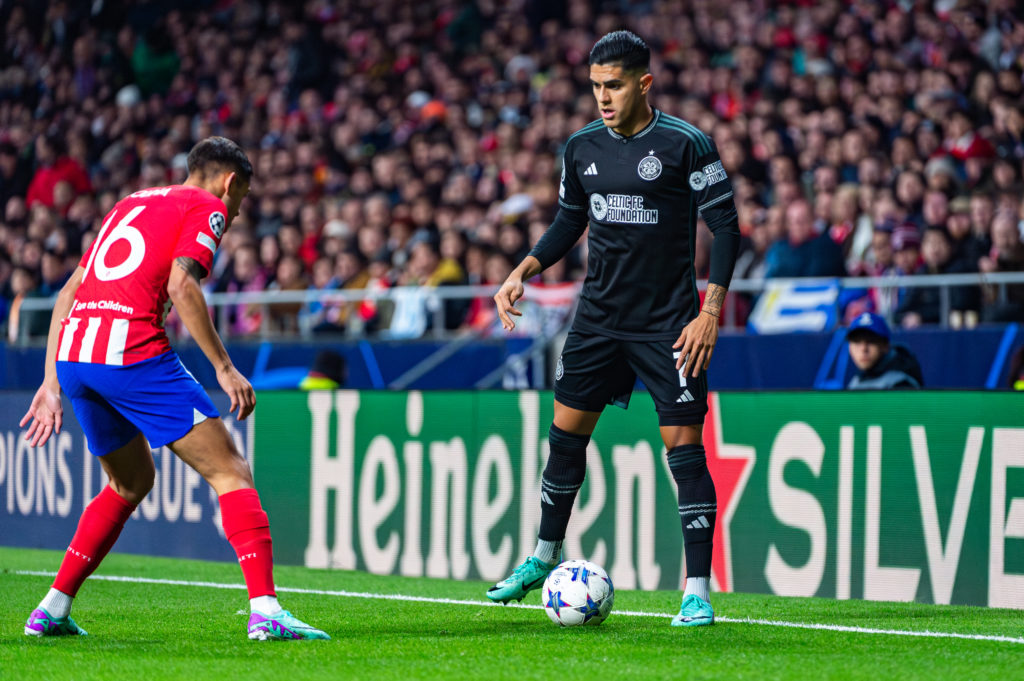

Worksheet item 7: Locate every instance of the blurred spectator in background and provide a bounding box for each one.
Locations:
[845,313,923,390]
[25,135,91,210]
[303,255,343,335]
[922,190,950,232]
[857,223,896,278]
[5,265,48,342]
[764,199,846,278]
[891,225,923,277]
[979,212,1024,322]
[848,221,898,320]
[267,254,308,333]
[889,223,922,315]
[897,226,981,328]
[969,192,996,251]
[895,170,927,227]
[258,235,282,286]
[357,253,395,334]
[830,183,868,267]
[39,248,71,297]
[947,195,989,269]
[225,243,267,336]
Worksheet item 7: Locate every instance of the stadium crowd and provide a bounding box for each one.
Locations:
[2,0,1024,340]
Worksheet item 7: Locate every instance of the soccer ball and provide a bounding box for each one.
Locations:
[541,559,614,627]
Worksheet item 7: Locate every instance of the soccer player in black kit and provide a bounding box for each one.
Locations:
[487,30,739,627]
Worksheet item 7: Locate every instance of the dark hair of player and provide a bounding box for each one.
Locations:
[186,136,253,184]
[588,30,650,73]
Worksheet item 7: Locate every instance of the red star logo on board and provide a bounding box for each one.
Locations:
[702,392,756,593]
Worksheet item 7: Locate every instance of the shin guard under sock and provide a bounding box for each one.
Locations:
[220,488,276,598]
[52,485,137,597]
[537,425,590,547]
[667,444,717,578]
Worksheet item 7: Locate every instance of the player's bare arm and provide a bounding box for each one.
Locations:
[673,283,726,378]
[20,265,85,447]
[494,255,543,331]
[167,260,256,419]
[702,283,726,319]
[175,256,205,283]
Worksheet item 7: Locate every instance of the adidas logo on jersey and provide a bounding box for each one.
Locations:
[686,515,711,530]
[583,162,598,176]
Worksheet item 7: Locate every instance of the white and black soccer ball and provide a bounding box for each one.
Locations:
[541,559,614,627]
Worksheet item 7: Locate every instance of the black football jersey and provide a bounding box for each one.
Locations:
[557,109,735,340]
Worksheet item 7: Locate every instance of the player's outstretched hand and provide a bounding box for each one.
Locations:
[673,311,720,379]
[217,364,256,420]
[20,382,63,447]
[494,276,525,331]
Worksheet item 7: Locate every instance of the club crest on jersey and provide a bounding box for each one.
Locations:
[689,171,707,191]
[638,153,662,181]
[589,193,609,220]
[555,355,564,381]
[208,212,226,238]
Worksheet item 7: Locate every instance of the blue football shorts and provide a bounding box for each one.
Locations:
[56,350,219,456]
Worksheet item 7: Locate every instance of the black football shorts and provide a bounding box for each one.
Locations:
[552,328,709,426]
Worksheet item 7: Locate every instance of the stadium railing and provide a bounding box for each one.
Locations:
[13,271,1024,342]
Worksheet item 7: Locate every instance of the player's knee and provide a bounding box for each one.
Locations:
[666,444,707,482]
[230,453,255,487]
[112,460,155,504]
[209,451,254,491]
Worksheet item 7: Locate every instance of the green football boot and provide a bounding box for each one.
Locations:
[486,557,556,604]
[670,594,715,627]
[25,608,88,637]
[248,610,331,641]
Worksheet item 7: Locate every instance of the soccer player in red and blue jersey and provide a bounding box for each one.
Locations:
[21,137,329,641]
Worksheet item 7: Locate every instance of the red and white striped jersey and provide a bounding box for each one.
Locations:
[57,185,227,366]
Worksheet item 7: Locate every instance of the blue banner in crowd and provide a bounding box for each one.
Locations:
[0,392,250,563]
[747,279,841,335]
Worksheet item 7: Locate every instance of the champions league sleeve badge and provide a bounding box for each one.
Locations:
[208,212,226,238]
[637,153,662,181]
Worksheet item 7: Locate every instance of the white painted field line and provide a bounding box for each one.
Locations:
[13,570,1024,646]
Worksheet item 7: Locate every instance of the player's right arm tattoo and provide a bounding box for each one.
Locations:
[174,256,205,283]
[702,283,726,318]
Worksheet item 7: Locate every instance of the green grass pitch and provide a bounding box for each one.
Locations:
[2,547,1021,681]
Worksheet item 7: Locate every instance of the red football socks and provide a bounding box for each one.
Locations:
[220,488,276,598]
[52,485,137,597]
